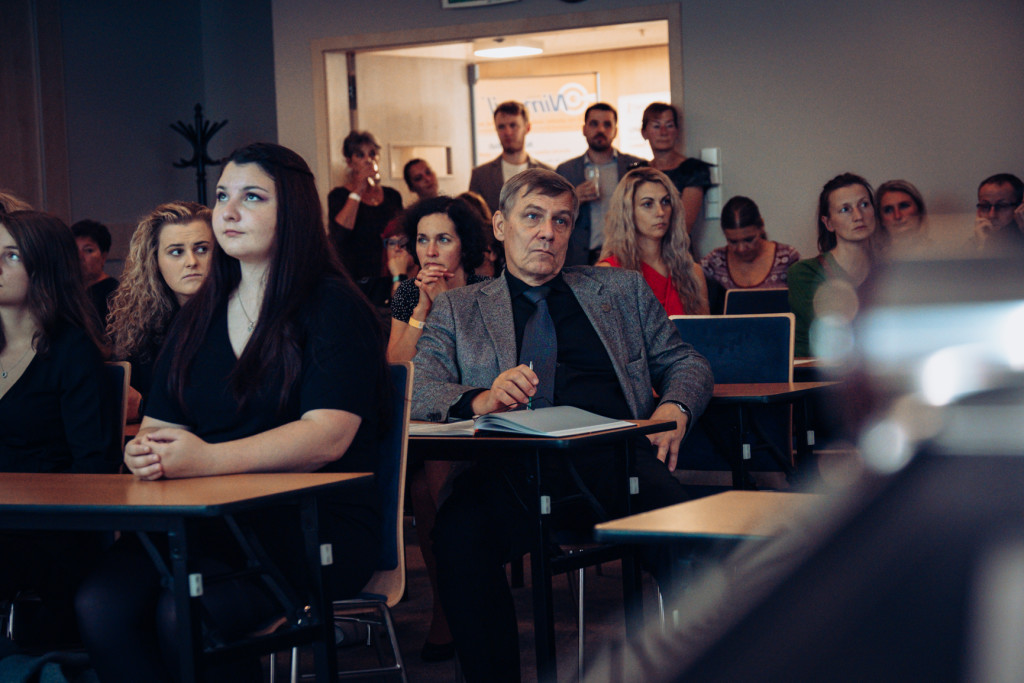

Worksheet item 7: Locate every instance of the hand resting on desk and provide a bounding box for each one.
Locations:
[124,409,362,480]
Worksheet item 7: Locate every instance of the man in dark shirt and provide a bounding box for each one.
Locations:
[411,168,713,682]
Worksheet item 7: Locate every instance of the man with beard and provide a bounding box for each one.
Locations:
[556,103,646,265]
[469,100,551,214]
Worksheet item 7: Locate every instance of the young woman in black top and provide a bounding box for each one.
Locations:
[76,143,389,682]
[1,210,113,647]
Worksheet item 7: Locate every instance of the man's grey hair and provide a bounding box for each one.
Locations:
[498,168,580,226]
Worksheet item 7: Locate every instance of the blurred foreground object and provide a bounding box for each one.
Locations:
[587,256,1024,682]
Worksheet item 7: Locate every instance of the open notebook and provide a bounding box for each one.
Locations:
[409,406,633,438]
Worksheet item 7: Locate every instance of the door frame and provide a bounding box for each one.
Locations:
[310,3,684,197]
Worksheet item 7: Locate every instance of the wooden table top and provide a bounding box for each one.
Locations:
[594,490,821,542]
[0,471,370,512]
[711,381,839,402]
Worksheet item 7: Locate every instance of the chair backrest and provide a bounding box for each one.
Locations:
[723,287,791,315]
[103,361,131,465]
[360,361,412,607]
[670,314,794,383]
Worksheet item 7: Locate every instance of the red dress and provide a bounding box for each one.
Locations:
[600,255,686,316]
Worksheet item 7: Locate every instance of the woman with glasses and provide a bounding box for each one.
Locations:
[381,219,418,299]
[328,130,403,307]
[640,102,713,237]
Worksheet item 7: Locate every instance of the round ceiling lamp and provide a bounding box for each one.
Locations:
[473,37,543,59]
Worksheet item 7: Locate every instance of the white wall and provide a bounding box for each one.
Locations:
[273,0,1024,257]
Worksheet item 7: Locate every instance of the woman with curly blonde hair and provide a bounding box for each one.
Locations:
[599,167,709,315]
[106,201,213,418]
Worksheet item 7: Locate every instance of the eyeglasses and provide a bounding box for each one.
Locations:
[976,202,1018,213]
[383,237,408,248]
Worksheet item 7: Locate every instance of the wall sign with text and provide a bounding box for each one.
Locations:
[473,73,599,167]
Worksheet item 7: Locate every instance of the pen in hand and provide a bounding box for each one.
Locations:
[527,361,533,410]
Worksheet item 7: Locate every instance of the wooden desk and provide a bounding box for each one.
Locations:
[594,490,820,543]
[409,419,673,683]
[0,471,371,682]
[712,381,837,402]
[710,382,839,488]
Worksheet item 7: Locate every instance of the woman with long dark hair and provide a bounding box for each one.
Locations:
[76,143,389,681]
[1,210,115,646]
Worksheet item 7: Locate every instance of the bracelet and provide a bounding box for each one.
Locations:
[348,192,362,203]
[408,317,425,329]
[392,274,402,283]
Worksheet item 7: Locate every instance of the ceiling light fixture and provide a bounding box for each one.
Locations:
[473,37,543,59]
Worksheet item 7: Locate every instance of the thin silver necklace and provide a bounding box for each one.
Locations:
[238,294,257,332]
[0,346,33,379]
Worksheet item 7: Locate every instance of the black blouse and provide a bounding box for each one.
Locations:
[0,325,116,473]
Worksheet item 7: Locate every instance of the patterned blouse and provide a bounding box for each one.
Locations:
[700,242,800,290]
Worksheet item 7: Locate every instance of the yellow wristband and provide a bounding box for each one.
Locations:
[408,317,425,329]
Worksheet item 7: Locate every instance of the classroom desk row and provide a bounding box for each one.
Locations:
[95,380,837,683]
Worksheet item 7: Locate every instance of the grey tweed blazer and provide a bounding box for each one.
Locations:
[410,266,713,423]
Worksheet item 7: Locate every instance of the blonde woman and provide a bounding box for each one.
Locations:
[106,201,213,420]
[599,167,709,315]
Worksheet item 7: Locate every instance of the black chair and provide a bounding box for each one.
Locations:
[671,314,795,489]
[273,361,411,682]
[723,287,790,315]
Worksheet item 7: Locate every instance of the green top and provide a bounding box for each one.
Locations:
[786,252,854,357]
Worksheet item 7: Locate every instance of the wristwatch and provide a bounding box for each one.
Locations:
[660,400,692,433]
[661,400,690,417]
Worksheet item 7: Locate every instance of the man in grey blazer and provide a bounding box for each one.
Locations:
[468,100,552,213]
[556,102,647,266]
[412,168,713,682]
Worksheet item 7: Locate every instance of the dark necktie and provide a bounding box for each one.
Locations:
[519,286,556,408]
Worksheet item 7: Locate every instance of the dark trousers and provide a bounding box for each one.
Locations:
[432,441,696,682]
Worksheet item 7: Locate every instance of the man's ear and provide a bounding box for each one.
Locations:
[493,211,507,242]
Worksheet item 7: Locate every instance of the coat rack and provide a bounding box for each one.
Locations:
[171,104,228,205]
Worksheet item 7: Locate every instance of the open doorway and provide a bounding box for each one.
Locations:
[311,4,683,206]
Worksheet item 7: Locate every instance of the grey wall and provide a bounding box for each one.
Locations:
[271,0,1024,257]
[59,0,276,257]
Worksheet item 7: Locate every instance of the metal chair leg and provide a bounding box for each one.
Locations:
[578,567,585,679]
